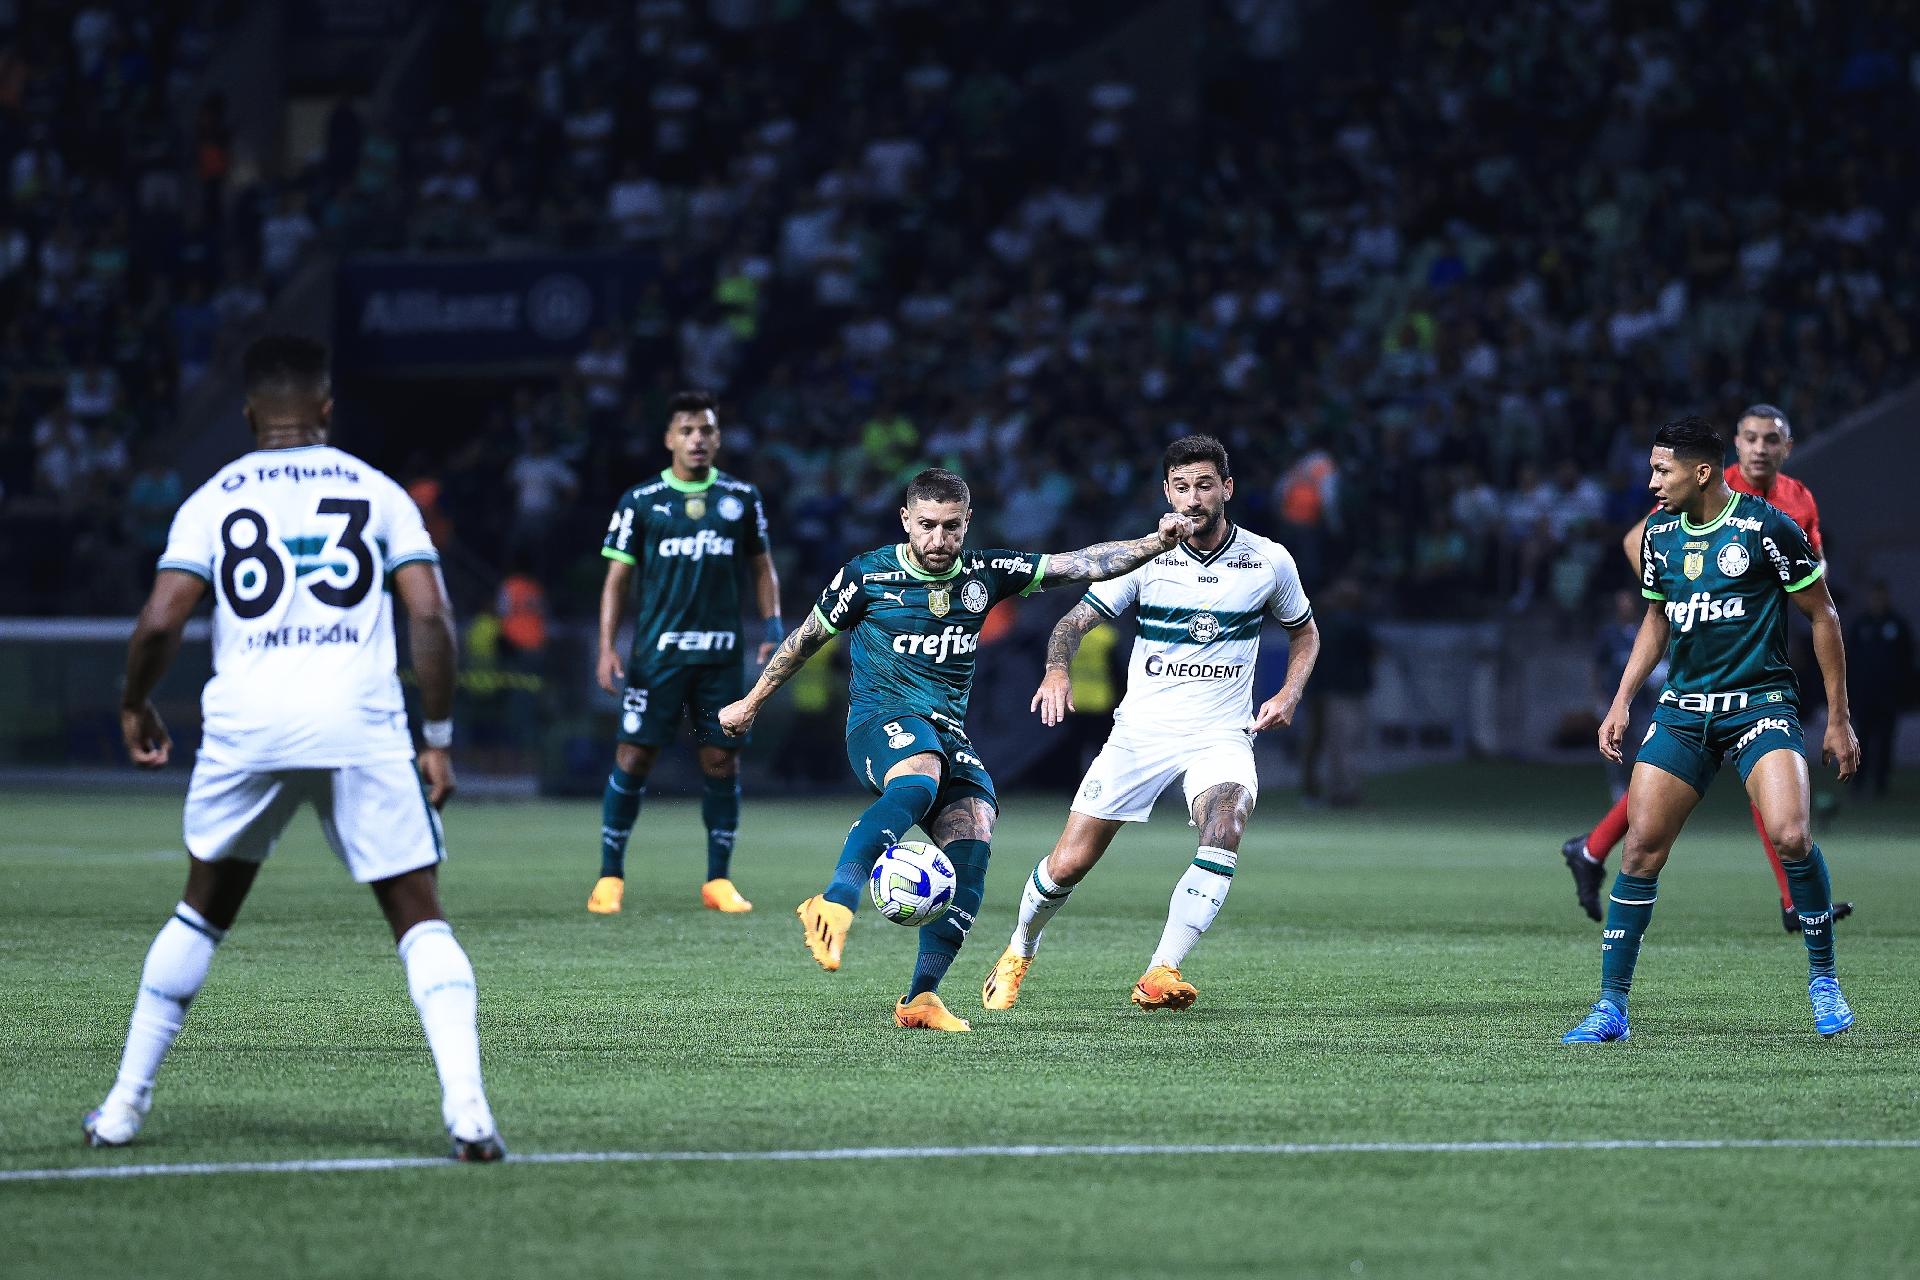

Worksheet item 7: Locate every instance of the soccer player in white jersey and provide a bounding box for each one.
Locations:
[982,435,1320,1012]
[84,336,503,1161]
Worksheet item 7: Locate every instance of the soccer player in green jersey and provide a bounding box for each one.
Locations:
[718,467,1196,1031]
[1563,417,1861,1044]
[588,391,781,916]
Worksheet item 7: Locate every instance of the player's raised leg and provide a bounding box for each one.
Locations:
[373,866,503,1160]
[984,812,1124,1010]
[590,741,657,914]
[696,744,752,911]
[1564,763,1696,1043]
[1744,748,1852,1036]
[799,753,942,971]
[1135,782,1253,1011]
[85,857,259,1147]
[897,797,994,1031]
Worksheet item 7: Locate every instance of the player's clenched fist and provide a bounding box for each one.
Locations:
[1157,513,1199,544]
[1030,669,1076,726]
[718,699,756,738]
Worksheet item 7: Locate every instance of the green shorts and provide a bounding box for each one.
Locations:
[619,662,745,748]
[1634,699,1805,795]
[844,713,998,812]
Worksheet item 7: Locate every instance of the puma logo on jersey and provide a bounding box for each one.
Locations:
[880,590,906,605]
[1651,550,1670,568]
[652,504,671,515]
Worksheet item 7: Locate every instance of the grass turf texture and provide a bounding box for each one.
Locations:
[2,763,1915,1279]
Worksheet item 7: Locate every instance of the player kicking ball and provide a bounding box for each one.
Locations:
[1563,416,1860,1045]
[982,435,1319,1012]
[718,467,1195,1031]
[85,336,502,1160]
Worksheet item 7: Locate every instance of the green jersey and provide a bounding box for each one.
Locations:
[812,544,1048,730]
[1639,490,1822,712]
[601,468,768,667]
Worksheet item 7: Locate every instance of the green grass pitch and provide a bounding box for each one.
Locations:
[2,764,1916,1278]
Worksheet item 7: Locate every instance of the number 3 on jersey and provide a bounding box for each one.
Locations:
[219,497,375,618]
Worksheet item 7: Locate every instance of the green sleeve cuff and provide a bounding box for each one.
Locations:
[811,604,840,635]
[1784,563,1825,593]
[601,546,637,566]
[1641,588,1664,601]
[1020,554,1048,597]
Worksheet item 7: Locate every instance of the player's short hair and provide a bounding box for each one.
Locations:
[667,390,718,420]
[1163,434,1231,480]
[1738,403,1792,437]
[1653,415,1724,465]
[903,467,970,508]
[243,335,330,400]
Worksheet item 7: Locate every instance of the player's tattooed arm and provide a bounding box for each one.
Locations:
[1041,514,1199,589]
[719,609,832,736]
[1032,601,1106,726]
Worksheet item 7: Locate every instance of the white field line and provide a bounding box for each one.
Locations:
[4,1138,1918,1185]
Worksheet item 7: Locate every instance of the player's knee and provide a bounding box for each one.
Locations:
[1620,839,1669,876]
[697,748,739,779]
[1199,814,1246,851]
[1769,823,1811,862]
[615,743,657,776]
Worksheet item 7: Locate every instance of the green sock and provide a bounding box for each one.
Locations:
[599,767,646,878]
[1782,844,1836,978]
[702,775,741,881]
[1599,871,1659,1011]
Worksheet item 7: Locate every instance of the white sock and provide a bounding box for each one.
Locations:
[1150,847,1237,971]
[1008,862,1073,957]
[110,902,225,1109]
[397,920,488,1126]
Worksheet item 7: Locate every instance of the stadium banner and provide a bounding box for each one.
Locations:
[334,255,652,369]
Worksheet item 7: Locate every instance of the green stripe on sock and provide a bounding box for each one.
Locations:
[1192,858,1234,878]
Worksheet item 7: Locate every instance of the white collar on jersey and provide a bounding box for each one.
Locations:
[1179,523,1238,566]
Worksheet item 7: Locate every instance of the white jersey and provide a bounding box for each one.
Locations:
[1084,525,1310,735]
[158,445,439,770]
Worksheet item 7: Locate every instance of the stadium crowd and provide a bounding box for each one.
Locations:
[2,0,1916,620]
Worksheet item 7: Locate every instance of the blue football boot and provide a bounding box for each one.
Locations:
[1809,975,1854,1038]
[1561,999,1630,1044]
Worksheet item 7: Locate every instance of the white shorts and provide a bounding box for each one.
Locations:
[183,757,445,884]
[1070,729,1259,823]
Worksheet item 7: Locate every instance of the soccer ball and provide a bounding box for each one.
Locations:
[869,840,955,927]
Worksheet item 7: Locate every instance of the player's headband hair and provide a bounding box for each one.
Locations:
[903,467,970,508]
[243,334,331,399]
[1652,415,1724,466]
[1163,433,1231,479]
[1738,403,1792,437]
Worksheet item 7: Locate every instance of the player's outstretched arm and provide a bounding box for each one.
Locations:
[1041,514,1198,590]
[1252,617,1321,732]
[1032,600,1107,726]
[1791,577,1860,781]
[719,608,833,737]
[1599,602,1670,763]
[120,569,209,768]
[394,561,460,808]
[751,552,783,665]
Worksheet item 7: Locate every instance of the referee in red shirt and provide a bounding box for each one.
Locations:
[1559,404,1855,931]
